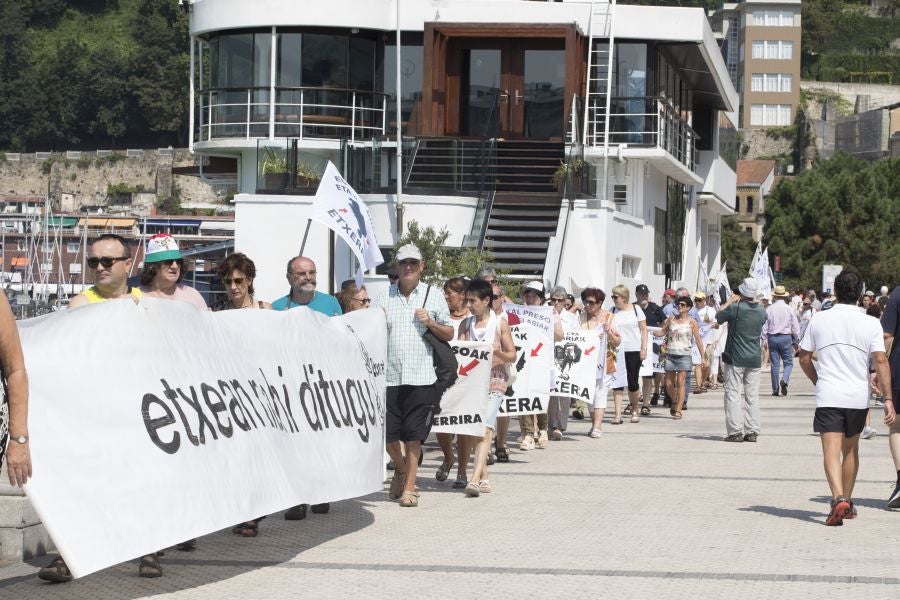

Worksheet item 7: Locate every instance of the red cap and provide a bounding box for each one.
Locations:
[663,289,677,297]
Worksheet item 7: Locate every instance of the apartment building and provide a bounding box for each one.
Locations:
[719,0,801,129]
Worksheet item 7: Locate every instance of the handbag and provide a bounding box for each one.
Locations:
[605,312,617,374]
[422,286,458,413]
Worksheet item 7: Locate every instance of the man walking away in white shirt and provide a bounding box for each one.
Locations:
[799,268,894,526]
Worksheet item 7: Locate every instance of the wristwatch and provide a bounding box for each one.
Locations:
[11,434,28,444]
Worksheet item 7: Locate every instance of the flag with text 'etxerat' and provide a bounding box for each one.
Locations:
[311,162,383,281]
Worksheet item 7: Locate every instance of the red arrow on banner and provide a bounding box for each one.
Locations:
[458,359,479,376]
[338,208,348,213]
[584,346,596,355]
[530,342,544,357]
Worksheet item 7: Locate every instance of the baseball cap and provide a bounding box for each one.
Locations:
[635,284,650,295]
[693,291,706,300]
[864,290,875,297]
[663,288,676,297]
[395,244,422,262]
[523,280,544,295]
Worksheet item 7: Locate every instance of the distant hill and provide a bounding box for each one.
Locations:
[0,0,188,152]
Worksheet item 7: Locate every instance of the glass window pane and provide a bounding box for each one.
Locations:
[750,104,763,126]
[464,49,501,136]
[278,33,302,87]
[218,34,253,88]
[524,49,567,139]
[303,34,348,88]
[254,33,271,88]
[752,42,763,59]
[384,41,424,133]
[781,75,791,92]
[349,37,375,91]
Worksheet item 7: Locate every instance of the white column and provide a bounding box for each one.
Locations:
[269,26,277,140]
[189,36,195,153]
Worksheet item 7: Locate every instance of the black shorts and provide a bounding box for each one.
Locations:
[893,388,900,413]
[813,407,868,438]
[613,351,642,392]
[386,385,435,443]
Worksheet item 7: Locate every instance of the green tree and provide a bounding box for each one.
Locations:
[764,153,900,291]
[393,221,503,286]
[720,216,757,278]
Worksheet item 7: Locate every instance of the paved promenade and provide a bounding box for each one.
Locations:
[1,373,898,598]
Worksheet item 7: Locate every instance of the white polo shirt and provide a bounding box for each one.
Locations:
[799,304,885,409]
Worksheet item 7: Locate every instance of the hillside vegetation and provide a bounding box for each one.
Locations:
[0,0,188,152]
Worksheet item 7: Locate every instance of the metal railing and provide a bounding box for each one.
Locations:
[585,96,698,172]
[198,86,390,143]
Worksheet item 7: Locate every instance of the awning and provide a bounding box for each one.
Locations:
[46,217,79,227]
[145,219,202,228]
[200,221,235,232]
[79,217,136,228]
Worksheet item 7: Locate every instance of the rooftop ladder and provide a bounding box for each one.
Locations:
[583,0,617,202]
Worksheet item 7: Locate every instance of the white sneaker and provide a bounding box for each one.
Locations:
[519,436,535,451]
[551,428,563,441]
[589,428,602,438]
[536,430,549,449]
[861,426,877,440]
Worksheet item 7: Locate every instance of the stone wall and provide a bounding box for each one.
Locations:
[0,149,231,214]
[742,129,793,161]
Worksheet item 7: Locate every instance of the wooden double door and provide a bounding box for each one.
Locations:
[422,24,583,140]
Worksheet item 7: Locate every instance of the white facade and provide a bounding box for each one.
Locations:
[187,0,738,301]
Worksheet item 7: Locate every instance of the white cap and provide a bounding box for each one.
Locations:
[523,280,544,295]
[738,277,759,299]
[395,244,423,262]
[882,286,889,294]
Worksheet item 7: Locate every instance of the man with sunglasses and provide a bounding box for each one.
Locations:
[272,256,342,316]
[272,255,341,520]
[68,234,142,310]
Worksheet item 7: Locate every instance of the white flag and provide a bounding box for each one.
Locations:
[311,161,383,282]
[751,246,772,300]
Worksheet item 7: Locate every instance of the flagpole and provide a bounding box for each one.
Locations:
[299,219,312,255]
[395,0,404,235]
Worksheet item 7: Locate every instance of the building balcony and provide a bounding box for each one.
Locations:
[196,86,391,147]
[696,150,737,216]
[583,96,700,186]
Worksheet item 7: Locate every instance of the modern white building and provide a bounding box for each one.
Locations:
[186,0,738,301]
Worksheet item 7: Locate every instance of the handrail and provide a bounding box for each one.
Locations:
[201,85,390,98]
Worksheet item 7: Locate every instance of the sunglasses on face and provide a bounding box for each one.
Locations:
[87,256,129,269]
[583,299,600,306]
[550,298,566,303]
[398,260,420,268]
[678,302,691,307]
[159,259,180,267]
[223,277,246,286]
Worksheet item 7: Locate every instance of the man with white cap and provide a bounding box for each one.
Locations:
[375,243,453,507]
[877,285,891,313]
[715,278,768,442]
[762,285,800,397]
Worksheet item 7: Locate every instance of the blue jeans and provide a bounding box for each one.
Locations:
[768,334,794,392]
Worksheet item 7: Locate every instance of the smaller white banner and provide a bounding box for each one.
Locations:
[639,327,666,376]
[499,324,553,416]
[430,340,493,436]
[503,303,554,341]
[552,330,601,402]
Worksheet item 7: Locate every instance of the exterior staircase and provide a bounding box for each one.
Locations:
[483,192,561,278]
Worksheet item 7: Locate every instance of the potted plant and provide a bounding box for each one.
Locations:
[295,161,321,189]
[260,147,290,190]
[551,158,584,193]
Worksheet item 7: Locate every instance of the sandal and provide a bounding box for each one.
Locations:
[388,470,407,499]
[640,405,651,416]
[38,556,72,583]
[496,446,510,463]
[478,480,492,493]
[240,521,259,538]
[138,553,163,578]
[399,491,418,507]
[435,459,454,482]
[176,538,197,551]
[452,477,467,489]
[464,481,481,497]
[630,414,640,423]
[692,386,703,394]
[611,418,623,425]
[672,411,683,420]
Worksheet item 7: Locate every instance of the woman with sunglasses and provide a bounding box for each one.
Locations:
[215,252,271,537]
[657,295,706,420]
[580,287,621,438]
[139,235,208,310]
[609,285,648,423]
[337,281,371,313]
[216,253,272,312]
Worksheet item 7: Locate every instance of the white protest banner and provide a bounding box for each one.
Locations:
[499,324,552,417]
[609,344,629,390]
[430,340,493,436]
[310,161,383,283]
[639,327,665,376]
[19,299,387,578]
[552,330,601,402]
[503,303,554,342]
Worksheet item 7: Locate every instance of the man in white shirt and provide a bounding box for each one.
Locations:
[799,268,894,526]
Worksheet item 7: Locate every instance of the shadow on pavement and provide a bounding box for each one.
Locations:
[808,495,893,512]
[737,505,822,525]
[6,499,376,598]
